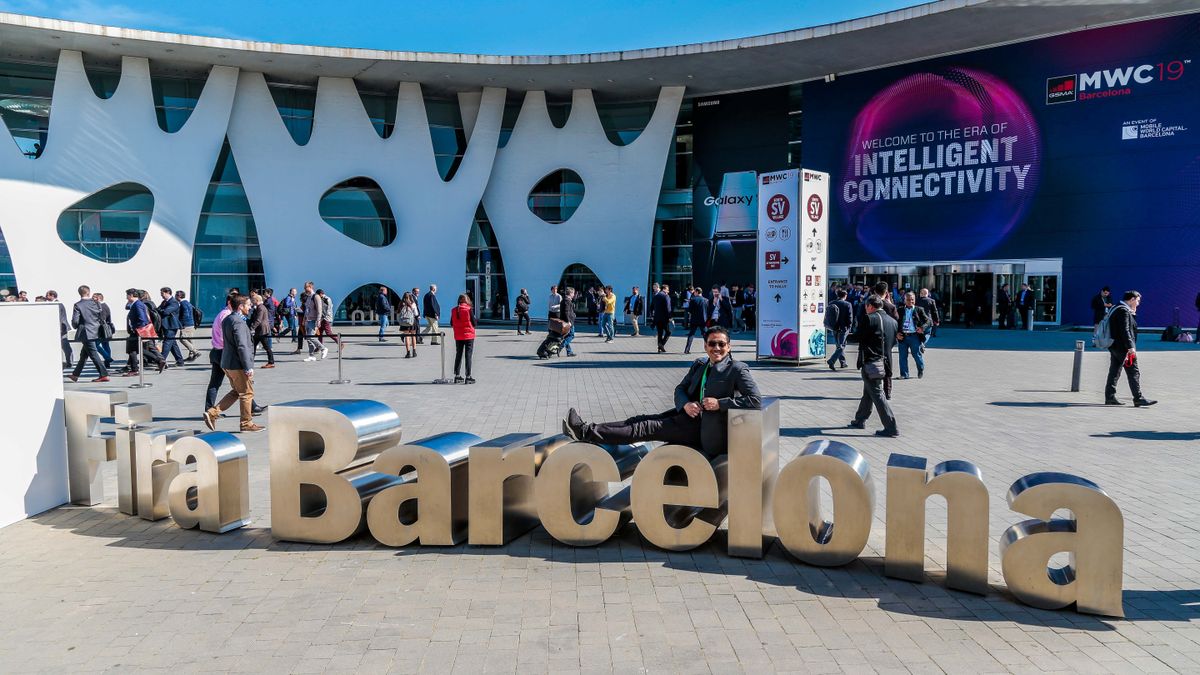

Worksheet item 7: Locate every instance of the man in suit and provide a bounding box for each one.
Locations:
[560,287,578,357]
[175,290,202,361]
[68,285,109,382]
[997,283,1014,329]
[1017,282,1036,330]
[850,296,899,437]
[374,286,392,342]
[203,294,265,433]
[1104,290,1156,407]
[158,287,185,366]
[652,284,673,353]
[897,292,932,379]
[705,286,734,330]
[825,289,854,370]
[684,288,707,354]
[563,326,761,458]
[623,286,644,337]
[46,289,72,368]
[1091,286,1114,327]
[423,284,441,345]
[916,288,939,340]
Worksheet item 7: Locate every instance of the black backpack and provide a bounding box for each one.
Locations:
[823,302,840,330]
[146,301,163,333]
[192,304,204,327]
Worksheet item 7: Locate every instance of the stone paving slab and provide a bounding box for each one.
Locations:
[1,325,1198,673]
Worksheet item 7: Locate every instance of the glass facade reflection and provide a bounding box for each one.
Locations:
[56,182,154,263]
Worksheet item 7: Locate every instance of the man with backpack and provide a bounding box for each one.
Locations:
[1102,290,1156,407]
[826,288,853,371]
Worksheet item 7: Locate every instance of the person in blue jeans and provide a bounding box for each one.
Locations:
[374,286,392,342]
[897,292,932,379]
[600,286,616,342]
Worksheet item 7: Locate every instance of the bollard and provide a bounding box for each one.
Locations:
[130,333,153,389]
[1070,340,1084,392]
[329,333,350,384]
[434,331,449,384]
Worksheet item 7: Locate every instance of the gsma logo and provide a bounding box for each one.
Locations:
[1046,75,1077,104]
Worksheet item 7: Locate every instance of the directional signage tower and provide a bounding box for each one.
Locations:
[756,168,829,362]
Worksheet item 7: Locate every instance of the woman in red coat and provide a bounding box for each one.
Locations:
[450,294,477,383]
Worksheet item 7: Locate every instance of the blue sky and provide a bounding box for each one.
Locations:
[0,0,920,54]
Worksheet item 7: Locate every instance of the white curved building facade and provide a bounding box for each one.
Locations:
[0,1,1195,325]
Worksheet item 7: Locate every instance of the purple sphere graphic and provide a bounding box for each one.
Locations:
[840,68,1041,260]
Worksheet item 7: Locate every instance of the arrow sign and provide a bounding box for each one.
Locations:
[810,264,817,272]
[811,228,818,237]
[774,294,782,303]
[781,256,790,265]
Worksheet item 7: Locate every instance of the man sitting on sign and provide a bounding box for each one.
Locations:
[562,326,761,458]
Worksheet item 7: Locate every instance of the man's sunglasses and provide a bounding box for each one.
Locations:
[706,340,729,348]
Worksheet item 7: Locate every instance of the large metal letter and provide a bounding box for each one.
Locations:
[168,432,251,533]
[631,445,726,551]
[366,432,480,546]
[468,433,539,545]
[536,443,620,546]
[773,440,874,567]
[1000,472,1124,617]
[885,454,989,594]
[269,400,402,543]
[134,428,193,521]
[112,402,154,515]
[64,390,128,505]
[727,399,779,558]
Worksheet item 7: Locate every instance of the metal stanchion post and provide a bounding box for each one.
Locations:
[330,333,350,384]
[1070,339,1084,392]
[130,332,153,389]
[433,331,449,384]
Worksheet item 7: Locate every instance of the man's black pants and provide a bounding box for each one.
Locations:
[71,339,108,379]
[162,328,184,364]
[1105,348,1143,401]
[584,409,702,450]
[206,348,225,411]
[656,322,672,350]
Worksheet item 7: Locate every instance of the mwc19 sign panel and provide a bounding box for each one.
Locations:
[800,14,1199,328]
[756,169,829,361]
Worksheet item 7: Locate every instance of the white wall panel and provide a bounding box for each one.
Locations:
[481,87,684,318]
[0,50,236,301]
[227,73,505,319]
[0,303,68,528]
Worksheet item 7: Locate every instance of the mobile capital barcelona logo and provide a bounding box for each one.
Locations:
[840,67,1042,261]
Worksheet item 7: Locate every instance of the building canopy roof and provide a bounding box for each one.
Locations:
[1,1,1196,99]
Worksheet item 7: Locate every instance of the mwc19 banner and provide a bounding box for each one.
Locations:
[756,169,799,359]
[798,171,830,359]
[800,14,1200,328]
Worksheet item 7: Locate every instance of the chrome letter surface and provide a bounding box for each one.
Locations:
[168,432,251,533]
[726,400,779,558]
[1000,472,1124,617]
[112,402,154,515]
[65,390,128,506]
[134,428,193,521]
[269,400,402,543]
[885,454,989,594]
[535,443,622,546]
[630,445,725,551]
[468,434,539,545]
[773,440,875,567]
[367,432,480,546]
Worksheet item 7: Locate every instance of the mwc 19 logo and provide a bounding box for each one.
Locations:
[1046,60,1188,104]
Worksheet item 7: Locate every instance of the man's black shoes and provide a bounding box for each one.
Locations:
[875,429,900,438]
[1105,398,1124,406]
[562,408,585,441]
[828,362,836,372]
[847,420,865,429]
[1134,398,1158,407]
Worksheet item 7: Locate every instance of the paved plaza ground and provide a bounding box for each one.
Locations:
[2,324,1199,673]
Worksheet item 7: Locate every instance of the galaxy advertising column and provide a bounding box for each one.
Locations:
[756,169,799,360]
[798,170,830,359]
